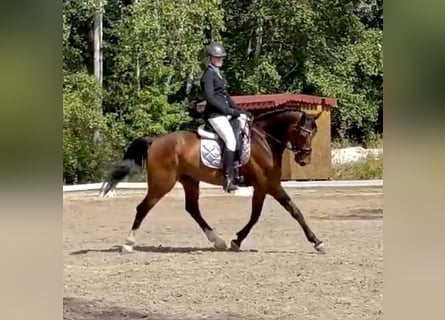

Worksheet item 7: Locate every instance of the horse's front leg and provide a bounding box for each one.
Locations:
[270,185,326,253]
[230,188,266,251]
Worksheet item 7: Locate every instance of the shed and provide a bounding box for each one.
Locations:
[196,93,338,180]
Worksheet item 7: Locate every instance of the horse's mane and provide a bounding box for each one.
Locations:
[253,107,304,122]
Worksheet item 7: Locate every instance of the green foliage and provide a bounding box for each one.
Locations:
[222,0,383,141]
[240,56,282,94]
[333,154,383,180]
[122,88,192,139]
[63,72,125,184]
[102,0,225,135]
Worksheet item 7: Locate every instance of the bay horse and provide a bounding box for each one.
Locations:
[99,108,326,253]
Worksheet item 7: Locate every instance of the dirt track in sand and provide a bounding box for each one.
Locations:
[63,187,383,320]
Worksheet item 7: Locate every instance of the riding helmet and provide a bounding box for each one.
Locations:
[206,43,226,58]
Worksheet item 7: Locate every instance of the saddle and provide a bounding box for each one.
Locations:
[197,117,251,185]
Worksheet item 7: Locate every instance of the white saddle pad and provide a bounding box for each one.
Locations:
[200,135,251,169]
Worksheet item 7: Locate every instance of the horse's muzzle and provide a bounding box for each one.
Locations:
[295,152,311,166]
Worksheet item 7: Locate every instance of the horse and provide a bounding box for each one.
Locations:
[99,107,326,253]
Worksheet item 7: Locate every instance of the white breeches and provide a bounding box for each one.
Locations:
[208,115,247,152]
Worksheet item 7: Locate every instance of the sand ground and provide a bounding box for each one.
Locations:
[63,187,383,320]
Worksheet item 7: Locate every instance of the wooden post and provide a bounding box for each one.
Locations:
[134,0,140,96]
[93,0,103,146]
[93,0,103,95]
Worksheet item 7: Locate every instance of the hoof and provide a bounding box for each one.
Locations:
[314,242,326,253]
[121,244,134,253]
[230,240,240,252]
[214,239,227,250]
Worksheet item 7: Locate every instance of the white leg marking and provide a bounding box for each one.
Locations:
[105,189,116,198]
[315,242,326,253]
[122,230,137,253]
[205,229,227,249]
[121,244,134,253]
[214,238,228,249]
[205,229,217,242]
[126,230,136,245]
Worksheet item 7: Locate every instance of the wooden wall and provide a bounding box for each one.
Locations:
[280,104,332,180]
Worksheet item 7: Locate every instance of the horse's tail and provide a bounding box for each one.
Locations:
[99,136,153,197]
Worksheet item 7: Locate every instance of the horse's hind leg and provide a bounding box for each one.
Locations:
[122,177,176,253]
[180,176,227,249]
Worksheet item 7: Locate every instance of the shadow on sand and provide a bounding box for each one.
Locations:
[69,245,325,256]
[64,297,251,320]
[70,245,259,255]
[313,208,383,221]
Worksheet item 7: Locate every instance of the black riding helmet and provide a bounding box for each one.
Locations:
[206,43,226,58]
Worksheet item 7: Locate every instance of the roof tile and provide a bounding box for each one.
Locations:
[196,93,337,110]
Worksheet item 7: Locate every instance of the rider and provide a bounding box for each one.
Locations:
[200,43,245,193]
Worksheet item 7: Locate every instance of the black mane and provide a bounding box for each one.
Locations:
[253,107,305,122]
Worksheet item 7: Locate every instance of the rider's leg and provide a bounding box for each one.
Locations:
[208,115,239,192]
[238,114,247,128]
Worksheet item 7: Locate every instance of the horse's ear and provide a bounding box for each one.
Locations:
[313,111,323,120]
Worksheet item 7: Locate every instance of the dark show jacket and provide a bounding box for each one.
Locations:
[200,65,242,119]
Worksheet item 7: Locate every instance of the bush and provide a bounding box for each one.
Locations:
[332,134,383,149]
[63,72,126,184]
[332,154,383,180]
[121,88,192,140]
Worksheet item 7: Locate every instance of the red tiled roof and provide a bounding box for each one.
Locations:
[196,93,338,110]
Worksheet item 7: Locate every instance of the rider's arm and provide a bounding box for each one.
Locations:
[202,71,239,116]
[229,96,253,119]
[227,95,243,112]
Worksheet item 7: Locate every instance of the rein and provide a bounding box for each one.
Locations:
[252,126,312,155]
[249,108,314,155]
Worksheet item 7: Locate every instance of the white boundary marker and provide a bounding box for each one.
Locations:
[63,180,383,198]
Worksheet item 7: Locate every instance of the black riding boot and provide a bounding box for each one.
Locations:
[222,149,239,193]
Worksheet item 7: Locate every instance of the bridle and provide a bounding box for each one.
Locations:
[253,125,314,155]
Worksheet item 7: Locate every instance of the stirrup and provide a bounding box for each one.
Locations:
[223,175,239,193]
